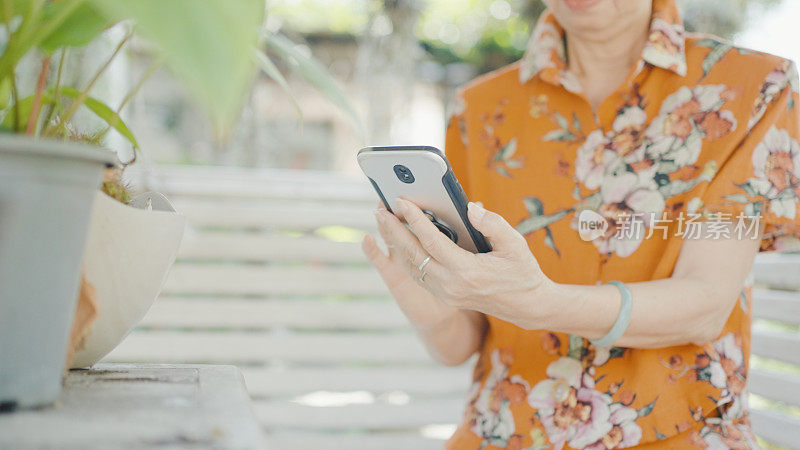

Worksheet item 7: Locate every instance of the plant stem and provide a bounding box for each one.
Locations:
[2,0,17,131]
[25,55,50,136]
[40,47,66,131]
[118,57,161,113]
[95,57,162,142]
[10,73,18,132]
[47,32,131,138]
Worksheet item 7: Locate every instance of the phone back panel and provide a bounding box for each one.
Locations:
[358,146,488,253]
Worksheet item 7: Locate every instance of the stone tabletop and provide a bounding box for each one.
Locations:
[0,364,266,449]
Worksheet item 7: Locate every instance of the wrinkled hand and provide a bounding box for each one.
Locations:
[369,198,553,329]
[362,204,461,332]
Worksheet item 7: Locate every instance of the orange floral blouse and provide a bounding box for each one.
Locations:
[444,0,800,449]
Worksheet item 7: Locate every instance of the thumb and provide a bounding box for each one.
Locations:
[467,202,525,252]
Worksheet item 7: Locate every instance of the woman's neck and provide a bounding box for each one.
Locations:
[565,17,650,111]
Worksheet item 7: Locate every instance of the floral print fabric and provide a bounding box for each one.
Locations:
[444,0,800,448]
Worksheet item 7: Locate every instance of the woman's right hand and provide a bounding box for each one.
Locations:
[362,205,488,366]
[361,207,459,332]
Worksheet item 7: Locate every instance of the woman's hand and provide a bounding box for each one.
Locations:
[361,206,461,332]
[362,203,489,365]
[367,198,763,349]
[372,198,555,330]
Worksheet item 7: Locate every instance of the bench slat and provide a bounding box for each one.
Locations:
[751,408,800,448]
[265,432,445,450]
[178,232,367,263]
[749,369,800,407]
[126,166,375,202]
[173,199,376,231]
[241,366,471,397]
[751,255,800,291]
[253,398,463,430]
[163,265,388,297]
[751,329,800,366]
[142,298,406,330]
[105,331,432,365]
[752,288,800,325]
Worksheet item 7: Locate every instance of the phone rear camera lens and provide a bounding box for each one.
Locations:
[393,165,415,184]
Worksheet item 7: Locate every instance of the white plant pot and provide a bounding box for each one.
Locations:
[71,191,185,368]
[0,136,115,409]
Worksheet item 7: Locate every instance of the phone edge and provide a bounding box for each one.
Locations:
[359,145,492,253]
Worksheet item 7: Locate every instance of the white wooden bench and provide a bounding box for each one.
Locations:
[110,165,800,449]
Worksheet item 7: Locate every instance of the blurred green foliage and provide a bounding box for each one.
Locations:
[269,0,783,74]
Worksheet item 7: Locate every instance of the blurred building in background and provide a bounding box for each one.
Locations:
[118,0,796,174]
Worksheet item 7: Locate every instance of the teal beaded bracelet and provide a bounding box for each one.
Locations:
[590,281,633,348]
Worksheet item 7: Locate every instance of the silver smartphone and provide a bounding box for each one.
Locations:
[357,145,491,253]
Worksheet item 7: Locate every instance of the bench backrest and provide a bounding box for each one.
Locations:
[110,165,800,449]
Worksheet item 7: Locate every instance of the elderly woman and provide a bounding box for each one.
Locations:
[362,0,800,448]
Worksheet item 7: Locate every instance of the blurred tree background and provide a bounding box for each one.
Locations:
[269,0,784,76]
[125,0,789,170]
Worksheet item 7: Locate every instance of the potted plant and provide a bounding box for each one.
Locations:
[0,0,357,409]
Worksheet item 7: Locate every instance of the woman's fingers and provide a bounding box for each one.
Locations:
[362,233,414,288]
[374,210,398,259]
[394,198,472,268]
[467,202,526,254]
[375,208,447,280]
[375,208,428,268]
[362,234,390,271]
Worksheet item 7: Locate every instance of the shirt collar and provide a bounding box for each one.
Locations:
[519,0,688,87]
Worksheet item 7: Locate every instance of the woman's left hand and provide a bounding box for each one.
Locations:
[375,198,554,330]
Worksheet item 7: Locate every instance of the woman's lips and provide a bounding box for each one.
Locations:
[563,0,603,11]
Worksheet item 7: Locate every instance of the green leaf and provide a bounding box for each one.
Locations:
[724,193,751,204]
[701,42,733,78]
[658,178,702,198]
[739,288,748,314]
[522,197,544,215]
[0,0,34,23]
[637,397,658,417]
[253,49,301,122]
[494,138,517,162]
[88,0,265,131]
[39,2,111,53]
[0,0,79,78]
[1,93,50,130]
[0,76,12,110]
[263,32,363,139]
[734,182,756,197]
[554,111,569,130]
[544,226,560,257]
[572,112,582,133]
[543,129,575,142]
[572,184,581,200]
[516,209,568,236]
[494,165,511,178]
[505,158,523,169]
[58,86,138,148]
